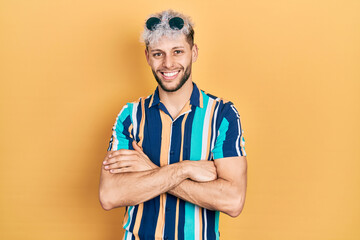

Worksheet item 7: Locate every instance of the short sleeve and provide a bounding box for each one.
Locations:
[107,104,134,151]
[212,103,246,159]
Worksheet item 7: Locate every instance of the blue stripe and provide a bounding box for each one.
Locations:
[164,194,178,239]
[178,199,186,239]
[206,210,216,240]
[142,99,162,167]
[135,101,142,142]
[138,198,159,238]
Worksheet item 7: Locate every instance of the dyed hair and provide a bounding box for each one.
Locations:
[141,9,195,48]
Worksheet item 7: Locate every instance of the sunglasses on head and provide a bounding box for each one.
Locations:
[146,17,185,31]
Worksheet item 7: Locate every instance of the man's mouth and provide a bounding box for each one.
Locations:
[160,70,180,80]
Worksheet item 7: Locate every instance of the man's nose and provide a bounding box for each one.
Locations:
[162,55,174,69]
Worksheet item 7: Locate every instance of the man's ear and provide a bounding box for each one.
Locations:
[192,44,199,63]
[145,48,150,65]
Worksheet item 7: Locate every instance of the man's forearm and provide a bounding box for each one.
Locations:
[167,178,245,217]
[99,162,188,210]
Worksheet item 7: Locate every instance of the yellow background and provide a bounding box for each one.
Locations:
[1,0,359,239]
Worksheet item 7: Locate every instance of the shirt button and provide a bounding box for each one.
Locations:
[170,151,174,155]
[166,207,170,212]
[164,237,168,240]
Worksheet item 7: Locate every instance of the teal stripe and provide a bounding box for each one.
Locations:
[115,105,131,150]
[184,92,210,240]
[215,211,220,240]
[212,118,229,159]
[184,202,195,240]
[123,206,134,230]
[189,92,209,160]
[127,103,134,122]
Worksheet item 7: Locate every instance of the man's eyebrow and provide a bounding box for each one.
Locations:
[172,46,185,50]
[150,46,185,52]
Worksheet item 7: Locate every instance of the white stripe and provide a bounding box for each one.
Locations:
[230,104,240,118]
[126,230,133,240]
[132,102,139,140]
[231,105,242,156]
[204,209,207,240]
[210,100,220,154]
[125,206,135,231]
[235,118,241,156]
[194,205,200,240]
[201,98,214,160]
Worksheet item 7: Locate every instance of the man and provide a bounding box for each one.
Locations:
[99,9,247,240]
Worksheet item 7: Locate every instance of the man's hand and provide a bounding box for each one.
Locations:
[103,141,217,182]
[103,141,157,173]
[182,160,217,182]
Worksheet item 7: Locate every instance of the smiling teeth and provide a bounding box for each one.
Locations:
[163,71,178,77]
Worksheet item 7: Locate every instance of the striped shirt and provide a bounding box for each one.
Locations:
[108,82,246,240]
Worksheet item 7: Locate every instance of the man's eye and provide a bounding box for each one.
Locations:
[153,53,162,57]
[174,50,183,54]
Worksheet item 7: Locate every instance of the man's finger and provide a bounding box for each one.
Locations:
[104,160,134,170]
[132,141,143,152]
[104,154,139,165]
[109,167,132,174]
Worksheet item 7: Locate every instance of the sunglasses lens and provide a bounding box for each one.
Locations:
[146,17,161,30]
[169,17,184,30]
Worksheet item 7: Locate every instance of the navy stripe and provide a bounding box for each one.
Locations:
[122,116,133,149]
[107,135,113,151]
[178,199,185,239]
[206,210,216,240]
[143,102,162,167]
[129,205,138,233]
[164,194,178,240]
[183,105,196,160]
[222,104,242,157]
[135,101,142,142]
[138,198,160,238]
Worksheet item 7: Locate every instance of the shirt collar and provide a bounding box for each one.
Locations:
[148,82,203,108]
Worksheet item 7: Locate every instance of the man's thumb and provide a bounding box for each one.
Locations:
[132,141,142,152]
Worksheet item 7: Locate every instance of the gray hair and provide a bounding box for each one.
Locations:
[141,9,195,47]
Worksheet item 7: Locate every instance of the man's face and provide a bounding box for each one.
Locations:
[145,34,198,92]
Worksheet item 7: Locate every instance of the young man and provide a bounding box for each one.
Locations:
[99,9,247,240]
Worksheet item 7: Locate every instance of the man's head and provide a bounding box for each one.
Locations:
[141,9,195,49]
[142,10,198,93]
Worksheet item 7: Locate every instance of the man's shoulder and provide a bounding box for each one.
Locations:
[200,89,236,111]
[199,89,241,124]
[115,94,152,117]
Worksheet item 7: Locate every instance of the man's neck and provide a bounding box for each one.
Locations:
[158,80,193,120]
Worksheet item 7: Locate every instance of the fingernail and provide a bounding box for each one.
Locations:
[108,154,112,158]
[105,166,109,169]
[103,160,107,164]
[110,169,114,173]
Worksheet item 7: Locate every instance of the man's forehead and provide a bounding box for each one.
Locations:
[147,34,190,50]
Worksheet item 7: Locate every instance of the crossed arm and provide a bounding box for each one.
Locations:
[99,141,247,217]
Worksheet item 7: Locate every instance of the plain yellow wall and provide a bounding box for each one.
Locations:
[1,0,359,239]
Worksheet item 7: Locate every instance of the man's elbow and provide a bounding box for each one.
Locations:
[224,194,245,218]
[99,190,115,211]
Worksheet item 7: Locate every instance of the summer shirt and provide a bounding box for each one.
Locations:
[108,82,246,240]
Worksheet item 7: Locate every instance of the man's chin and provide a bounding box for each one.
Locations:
[159,81,181,92]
